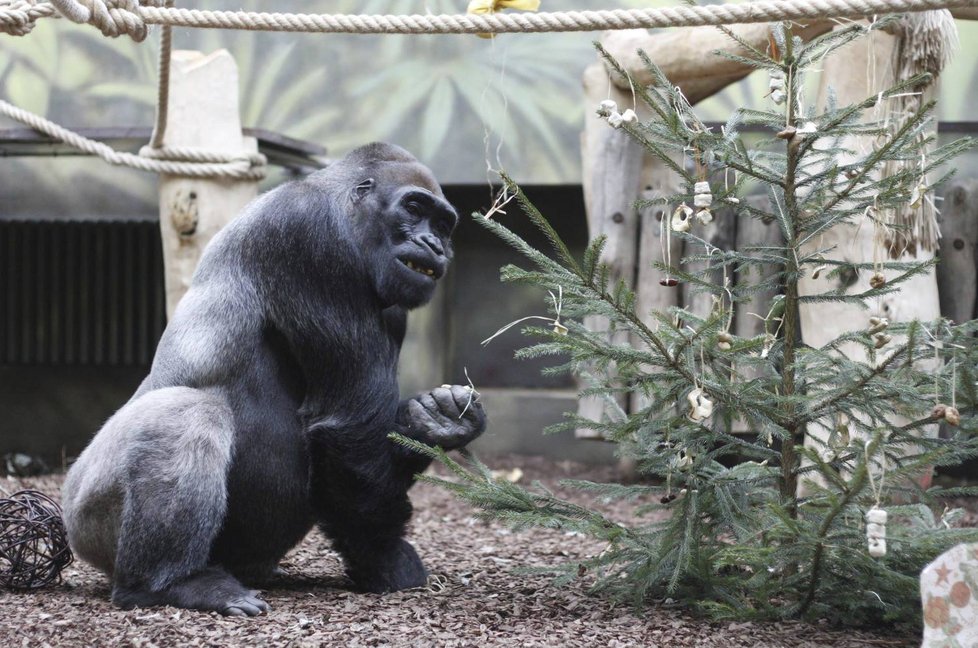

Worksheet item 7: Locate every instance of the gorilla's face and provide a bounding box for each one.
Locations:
[358,180,457,310]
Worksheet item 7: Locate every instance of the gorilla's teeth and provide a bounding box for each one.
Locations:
[404,259,432,276]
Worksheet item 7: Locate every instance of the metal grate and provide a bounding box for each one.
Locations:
[0,220,166,366]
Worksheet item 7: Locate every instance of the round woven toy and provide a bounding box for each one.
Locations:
[0,490,73,589]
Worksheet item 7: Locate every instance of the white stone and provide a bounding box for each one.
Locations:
[921,543,978,645]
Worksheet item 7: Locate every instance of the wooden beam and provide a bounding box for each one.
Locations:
[600,22,833,104]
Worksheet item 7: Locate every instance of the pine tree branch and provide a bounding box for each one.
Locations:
[798,432,881,616]
[802,341,911,425]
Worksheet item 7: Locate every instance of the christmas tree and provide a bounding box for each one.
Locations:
[395,21,978,626]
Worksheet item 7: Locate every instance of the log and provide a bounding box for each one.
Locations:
[798,29,942,493]
[600,22,833,105]
[157,50,260,317]
[631,184,683,414]
[936,179,978,324]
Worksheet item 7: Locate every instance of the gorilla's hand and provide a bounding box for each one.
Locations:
[401,385,486,450]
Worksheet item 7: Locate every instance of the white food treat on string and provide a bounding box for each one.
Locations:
[686,388,714,422]
[671,203,693,233]
[866,507,888,558]
[695,209,713,225]
[693,181,712,208]
[621,108,638,124]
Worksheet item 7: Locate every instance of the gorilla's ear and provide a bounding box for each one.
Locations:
[351,178,375,204]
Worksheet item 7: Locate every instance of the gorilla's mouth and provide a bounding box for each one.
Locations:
[401,258,437,278]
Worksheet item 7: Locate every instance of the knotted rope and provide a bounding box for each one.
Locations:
[1,0,976,40]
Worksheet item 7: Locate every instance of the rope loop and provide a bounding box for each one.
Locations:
[139,145,268,180]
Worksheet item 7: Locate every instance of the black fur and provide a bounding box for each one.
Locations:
[61,143,487,615]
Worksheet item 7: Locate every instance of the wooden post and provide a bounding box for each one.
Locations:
[937,179,978,324]
[157,50,260,317]
[681,204,737,320]
[577,63,645,438]
[631,184,683,414]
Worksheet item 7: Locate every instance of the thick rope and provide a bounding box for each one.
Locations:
[0,99,267,180]
[147,0,172,149]
[2,0,976,40]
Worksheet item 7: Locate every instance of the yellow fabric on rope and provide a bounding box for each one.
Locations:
[467,0,540,38]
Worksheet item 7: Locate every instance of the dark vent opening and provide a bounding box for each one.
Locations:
[0,221,166,366]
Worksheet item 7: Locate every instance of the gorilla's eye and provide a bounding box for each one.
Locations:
[435,218,454,237]
[405,201,423,217]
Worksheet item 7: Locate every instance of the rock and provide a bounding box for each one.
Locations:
[921,543,978,645]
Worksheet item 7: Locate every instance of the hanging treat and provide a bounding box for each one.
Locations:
[868,316,889,334]
[933,404,962,426]
[674,450,693,469]
[551,321,568,336]
[686,388,714,422]
[659,277,679,287]
[909,182,926,209]
[693,181,712,208]
[695,209,713,225]
[671,204,693,233]
[776,126,797,140]
[768,69,786,105]
[607,112,624,129]
[866,507,887,558]
[621,109,638,124]
[932,404,961,426]
[870,272,886,289]
[717,331,733,351]
[874,333,892,349]
[597,99,618,116]
[811,264,827,279]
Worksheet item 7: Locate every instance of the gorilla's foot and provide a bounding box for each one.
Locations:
[111,567,270,616]
[347,538,428,594]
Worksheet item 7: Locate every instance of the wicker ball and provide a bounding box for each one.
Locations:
[0,490,73,589]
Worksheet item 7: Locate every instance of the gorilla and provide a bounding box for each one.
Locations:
[61,142,486,616]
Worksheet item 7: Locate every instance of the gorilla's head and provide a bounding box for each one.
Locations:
[337,143,458,310]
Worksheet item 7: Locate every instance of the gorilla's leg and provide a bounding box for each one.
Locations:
[308,422,428,594]
[64,387,268,616]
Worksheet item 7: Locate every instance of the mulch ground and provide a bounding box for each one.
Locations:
[0,455,927,648]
